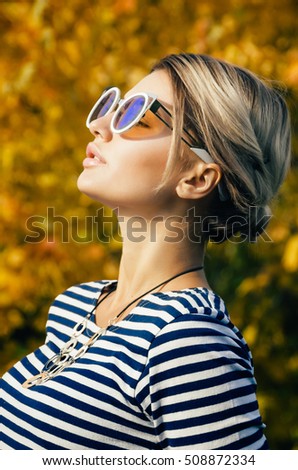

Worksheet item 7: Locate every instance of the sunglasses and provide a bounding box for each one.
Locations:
[86,87,227,201]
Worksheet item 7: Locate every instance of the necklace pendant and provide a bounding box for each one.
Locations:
[22,371,49,389]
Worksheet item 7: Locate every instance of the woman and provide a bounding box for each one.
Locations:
[0,53,291,450]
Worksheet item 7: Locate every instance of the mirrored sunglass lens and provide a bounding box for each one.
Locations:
[89,90,117,122]
[114,96,146,130]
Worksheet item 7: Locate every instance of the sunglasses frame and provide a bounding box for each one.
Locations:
[86,87,121,128]
[86,87,228,201]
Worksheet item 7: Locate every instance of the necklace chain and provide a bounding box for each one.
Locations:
[22,265,203,389]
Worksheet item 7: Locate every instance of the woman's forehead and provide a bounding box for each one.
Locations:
[126,70,174,108]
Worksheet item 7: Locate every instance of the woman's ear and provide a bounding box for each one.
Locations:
[176,162,222,200]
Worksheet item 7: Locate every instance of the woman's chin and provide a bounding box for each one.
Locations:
[77,173,99,200]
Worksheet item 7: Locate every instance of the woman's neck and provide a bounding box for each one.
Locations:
[113,214,207,301]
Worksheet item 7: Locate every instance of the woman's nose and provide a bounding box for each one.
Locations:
[88,114,113,141]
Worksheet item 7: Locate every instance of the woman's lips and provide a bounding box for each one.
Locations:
[82,156,105,168]
[83,143,107,168]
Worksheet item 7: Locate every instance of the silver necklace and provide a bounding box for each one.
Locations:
[22,265,203,388]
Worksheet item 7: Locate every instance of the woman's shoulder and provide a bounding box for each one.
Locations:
[138,287,229,324]
[138,288,252,363]
[135,287,249,351]
[51,279,115,310]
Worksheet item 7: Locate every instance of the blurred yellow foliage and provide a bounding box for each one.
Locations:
[282,234,298,272]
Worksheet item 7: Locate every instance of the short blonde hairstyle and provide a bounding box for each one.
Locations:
[152,54,291,242]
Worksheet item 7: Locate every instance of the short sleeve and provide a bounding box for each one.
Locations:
[136,314,266,450]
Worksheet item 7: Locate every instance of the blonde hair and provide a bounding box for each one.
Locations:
[152,54,291,242]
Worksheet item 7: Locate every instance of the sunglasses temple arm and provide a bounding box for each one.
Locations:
[154,111,196,150]
[152,108,174,132]
[155,102,207,148]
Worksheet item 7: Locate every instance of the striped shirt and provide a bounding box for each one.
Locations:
[0,280,268,450]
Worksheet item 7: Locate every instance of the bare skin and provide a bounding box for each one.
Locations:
[77,70,222,328]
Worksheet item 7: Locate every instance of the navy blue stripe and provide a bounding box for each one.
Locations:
[153,383,257,418]
[50,299,93,319]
